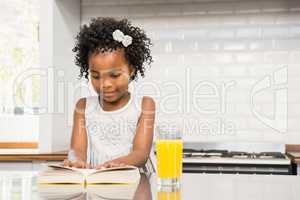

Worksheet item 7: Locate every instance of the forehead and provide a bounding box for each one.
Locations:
[89,48,129,73]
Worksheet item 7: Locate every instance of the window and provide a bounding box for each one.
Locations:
[0,0,39,147]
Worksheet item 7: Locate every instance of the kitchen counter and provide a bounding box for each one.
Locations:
[288,152,300,164]
[0,168,300,199]
[286,145,300,164]
[0,150,67,161]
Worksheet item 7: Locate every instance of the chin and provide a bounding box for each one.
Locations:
[103,98,116,103]
[103,96,120,103]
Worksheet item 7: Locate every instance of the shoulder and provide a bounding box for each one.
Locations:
[141,96,155,113]
[76,97,86,108]
[75,97,86,115]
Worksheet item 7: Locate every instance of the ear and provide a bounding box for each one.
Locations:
[129,67,136,80]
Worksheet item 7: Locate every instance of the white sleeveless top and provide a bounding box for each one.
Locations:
[85,94,142,166]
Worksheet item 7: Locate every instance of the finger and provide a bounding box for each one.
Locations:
[110,162,122,168]
[83,162,90,169]
[63,159,69,166]
[104,162,114,168]
[63,159,72,167]
[86,163,92,169]
[102,162,110,168]
[111,163,118,167]
[79,162,86,168]
[82,162,87,168]
[107,162,115,168]
[114,162,124,167]
[95,164,101,170]
[95,164,106,170]
[73,161,84,168]
[72,162,79,168]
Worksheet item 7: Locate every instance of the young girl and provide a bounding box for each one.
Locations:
[64,17,155,170]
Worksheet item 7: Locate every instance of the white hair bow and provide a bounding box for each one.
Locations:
[112,29,132,47]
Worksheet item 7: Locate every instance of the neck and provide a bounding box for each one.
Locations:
[99,92,130,111]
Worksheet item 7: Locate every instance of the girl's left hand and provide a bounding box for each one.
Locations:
[94,161,126,170]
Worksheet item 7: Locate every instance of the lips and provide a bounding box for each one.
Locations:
[103,92,116,97]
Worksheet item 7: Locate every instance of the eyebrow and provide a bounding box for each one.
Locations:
[90,68,123,74]
[90,69,99,74]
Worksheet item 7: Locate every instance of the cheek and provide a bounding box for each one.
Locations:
[118,75,130,87]
[91,79,100,90]
[113,77,129,92]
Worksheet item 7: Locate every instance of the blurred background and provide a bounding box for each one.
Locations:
[0,0,300,153]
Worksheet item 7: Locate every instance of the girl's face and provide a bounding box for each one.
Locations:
[88,48,134,103]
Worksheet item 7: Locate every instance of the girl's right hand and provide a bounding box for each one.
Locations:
[64,149,91,168]
[63,159,91,168]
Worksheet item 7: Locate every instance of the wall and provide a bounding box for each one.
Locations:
[80,0,300,143]
[39,0,81,152]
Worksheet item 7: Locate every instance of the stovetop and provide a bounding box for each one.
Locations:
[183,149,290,165]
[183,149,286,159]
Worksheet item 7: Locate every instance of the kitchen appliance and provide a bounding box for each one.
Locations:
[183,142,292,175]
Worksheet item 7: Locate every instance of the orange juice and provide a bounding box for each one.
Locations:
[157,190,181,200]
[156,139,183,179]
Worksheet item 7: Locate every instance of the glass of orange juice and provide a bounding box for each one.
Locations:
[157,184,181,200]
[156,124,183,186]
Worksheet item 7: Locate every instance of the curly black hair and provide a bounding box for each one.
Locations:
[73,17,153,81]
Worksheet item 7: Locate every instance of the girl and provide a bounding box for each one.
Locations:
[64,17,155,170]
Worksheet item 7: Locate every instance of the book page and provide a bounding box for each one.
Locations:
[37,168,85,184]
[40,164,140,184]
[86,167,140,184]
[87,183,139,200]
[47,164,136,174]
[37,183,139,200]
[38,184,85,199]
[47,164,97,176]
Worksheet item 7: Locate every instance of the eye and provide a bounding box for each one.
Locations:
[110,73,121,78]
[92,75,100,80]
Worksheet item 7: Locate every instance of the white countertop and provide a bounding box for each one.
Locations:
[175,173,300,200]
[0,168,300,200]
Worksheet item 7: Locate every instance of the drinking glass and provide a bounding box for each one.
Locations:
[157,183,181,200]
[156,124,183,186]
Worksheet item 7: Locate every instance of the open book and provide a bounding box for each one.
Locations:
[38,183,139,200]
[37,164,140,185]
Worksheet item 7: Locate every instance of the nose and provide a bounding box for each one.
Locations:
[101,77,113,89]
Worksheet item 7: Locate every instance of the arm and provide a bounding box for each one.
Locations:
[98,96,156,168]
[133,174,152,200]
[63,98,89,168]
